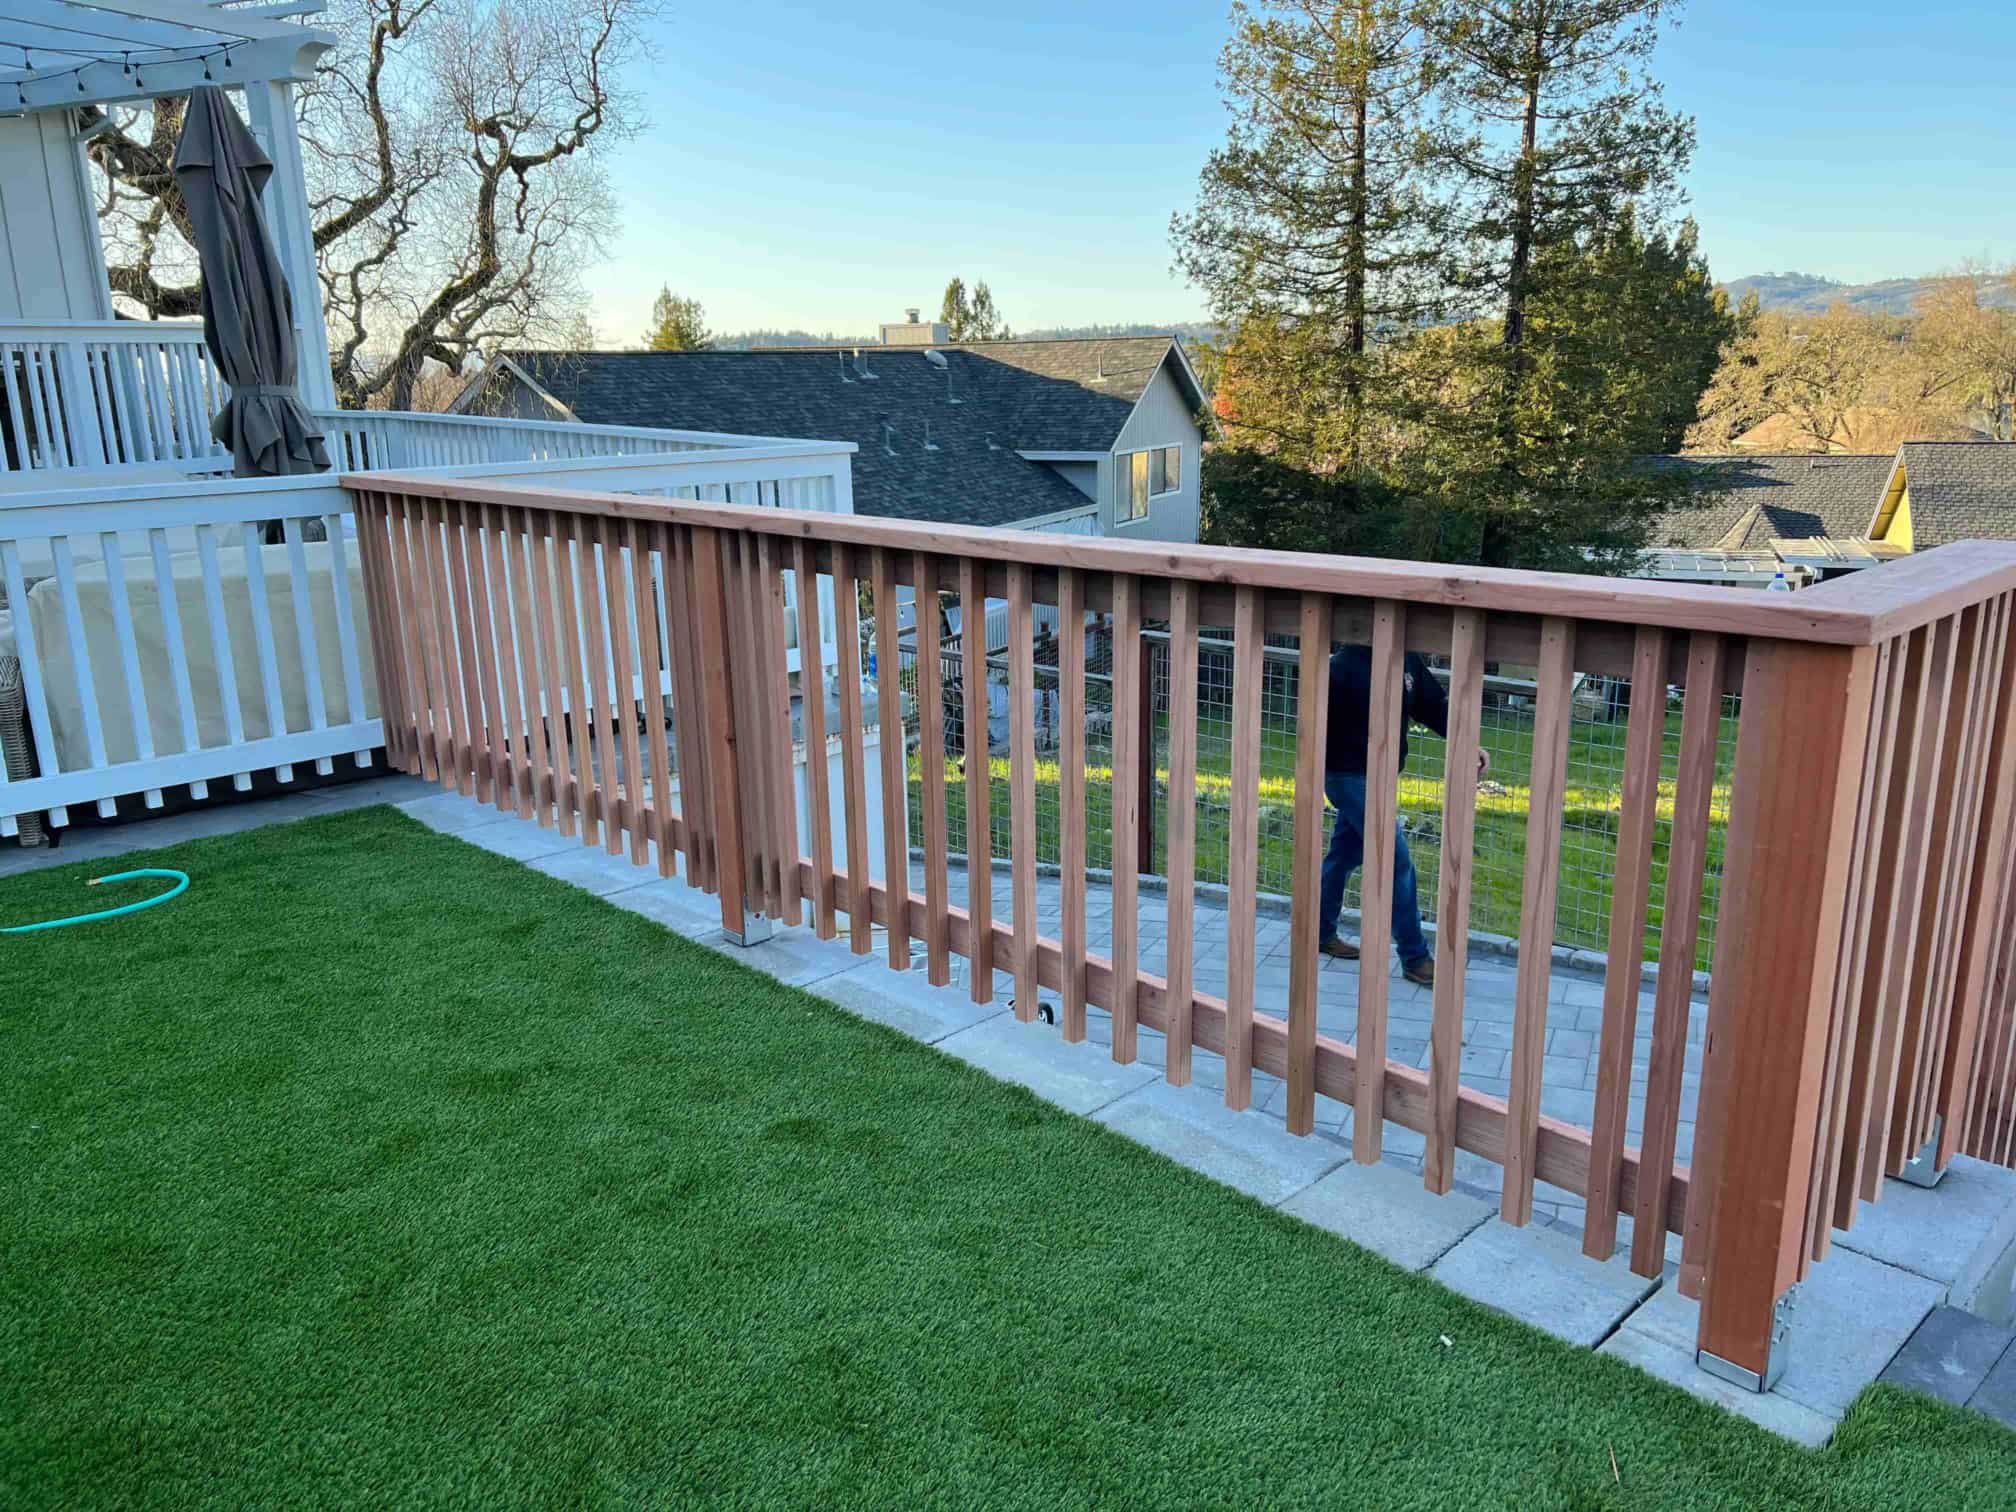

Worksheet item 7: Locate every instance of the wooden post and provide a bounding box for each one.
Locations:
[689,527,753,939]
[1695,640,1876,1391]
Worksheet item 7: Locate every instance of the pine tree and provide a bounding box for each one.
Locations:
[641,288,713,351]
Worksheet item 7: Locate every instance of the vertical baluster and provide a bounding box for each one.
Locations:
[833,542,873,949]
[195,525,252,791]
[47,538,113,811]
[237,522,294,784]
[1050,568,1084,1036]
[1286,592,1331,1135]
[1858,618,1956,1202]
[22,347,59,469]
[503,508,550,821]
[634,519,676,872]
[486,504,532,813]
[1896,600,1995,1168]
[795,539,836,931]
[1427,608,1489,1194]
[1007,562,1037,1018]
[101,344,142,465]
[1503,615,1576,1225]
[1356,600,1406,1161]
[386,494,438,781]
[529,512,576,834]
[759,534,802,923]
[1944,597,2016,1166]
[728,535,774,914]
[553,513,598,842]
[1580,626,1669,1248]
[147,525,205,792]
[664,524,712,882]
[1108,573,1142,1062]
[1,344,36,469]
[916,553,953,984]
[96,530,161,805]
[603,517,648,862]
[417,498,468,792]
[281,517,335,776]
[959,556,993,999]
[1163,579,1200,1082]
[445,501,495,804]
[1630,632,1725,1275]
[586,518,631,853]
[0,539,69,825]
[86,347,120,467]
[354,494,409,774]
[1224,584,1264,1110]
[873,548,911,969]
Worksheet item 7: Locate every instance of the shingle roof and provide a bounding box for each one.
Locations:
[1891,442,2016,548]
[483,340,1198,528]
[1643,454,1893,550]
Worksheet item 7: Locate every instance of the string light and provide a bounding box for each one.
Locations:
[3,36,245,109]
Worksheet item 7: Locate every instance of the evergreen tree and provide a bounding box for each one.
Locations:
[641,288,713,351]
[1174,1,1449,469]
[940,278,1009,341]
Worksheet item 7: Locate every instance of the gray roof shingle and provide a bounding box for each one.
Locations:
[1645,453,1893,550]
[1891,442,2016,548]
[487,339,1196,528]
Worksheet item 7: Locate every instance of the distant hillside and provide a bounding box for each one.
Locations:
[714,321,1219,349]
[1720,271,2016,316]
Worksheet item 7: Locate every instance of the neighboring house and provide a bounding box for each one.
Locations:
[456,327,1212,542]
[1647,454,1896,551]
[1869,442,2016,550]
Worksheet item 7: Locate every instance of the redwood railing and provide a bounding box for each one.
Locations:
[343,469,2016,1392]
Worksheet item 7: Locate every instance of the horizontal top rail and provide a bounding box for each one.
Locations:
[342,471,2016,647]
[0,320,207,342]
[311,408,847,454]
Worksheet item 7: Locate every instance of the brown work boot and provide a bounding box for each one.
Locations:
[1401,956,1435,988]
[1320,936,1360,961]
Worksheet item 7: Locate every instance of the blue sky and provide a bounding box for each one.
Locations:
[583,1,2015,342]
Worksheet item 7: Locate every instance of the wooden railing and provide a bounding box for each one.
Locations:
[342,469,2016,1391]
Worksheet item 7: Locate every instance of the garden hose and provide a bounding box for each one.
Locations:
[2,868,189,934]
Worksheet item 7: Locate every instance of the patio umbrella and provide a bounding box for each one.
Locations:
[172,86,330,477]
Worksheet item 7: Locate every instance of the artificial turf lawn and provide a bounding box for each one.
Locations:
[3,806,2011,1508]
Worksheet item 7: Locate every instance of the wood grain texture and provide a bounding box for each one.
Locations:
[1107,573,1142,1061]
[1224,585,1264,1111]
[1426,608,1486,1194]
[1503,616,1576,1224]
[1695,641,1875,1380]
[1631,632,1724,1277]
[759,534,803,927]
[795,538,837,937]
[831,542,873,952]
[915,554,952,985]
[959,556,994,1001]
[690,528,747,933]
[1286,591,1331,1136]
[528,513,576,835]
[1163,580,1200,1083]
[503,508,549,822]
[1356,599,1404,1162]
[604,517,648,865]
[632,519,676,877]
[1007,563,1038,1019]
[1058,567,1089,1039]
[552,513,598,846]
[873,548,910,969]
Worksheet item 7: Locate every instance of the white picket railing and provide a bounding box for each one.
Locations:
[0,442,857,837]
[0,320,227,476]
[312,409,815,472]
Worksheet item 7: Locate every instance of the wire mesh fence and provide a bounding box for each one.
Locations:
[881,596,1737,971]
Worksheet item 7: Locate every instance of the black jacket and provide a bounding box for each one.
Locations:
[1324,645,1450,774]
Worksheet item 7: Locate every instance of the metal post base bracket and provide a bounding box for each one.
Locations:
[723,912,776,948]
[1697,1285,1798,1393]
[1897,1116,1946,1189]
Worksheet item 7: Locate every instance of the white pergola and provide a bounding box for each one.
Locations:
[0,0,337,403]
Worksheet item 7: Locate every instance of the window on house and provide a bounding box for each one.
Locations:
[1116,445,1181,522]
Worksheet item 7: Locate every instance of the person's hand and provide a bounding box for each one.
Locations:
[1477,750,1491,779]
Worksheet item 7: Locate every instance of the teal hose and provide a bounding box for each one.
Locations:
[2,868,189,934]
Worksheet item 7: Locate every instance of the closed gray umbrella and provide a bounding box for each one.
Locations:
[172,86,330,477]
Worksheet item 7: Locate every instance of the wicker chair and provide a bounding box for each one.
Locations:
[0,653,47,846]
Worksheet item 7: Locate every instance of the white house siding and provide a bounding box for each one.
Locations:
[1106,359,1202,543]
[0,113,111,320]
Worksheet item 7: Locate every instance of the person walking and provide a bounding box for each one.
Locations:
[1317,644,1487,986]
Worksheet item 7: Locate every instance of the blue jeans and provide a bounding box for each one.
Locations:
[1317,771,1430,968]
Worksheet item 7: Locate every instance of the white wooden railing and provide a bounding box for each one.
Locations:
[312,410,813,473]
[1,321,226,476]
[0,441,857,837]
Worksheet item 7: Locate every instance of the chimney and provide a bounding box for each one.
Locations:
[880,313,950,346]
[906,308,920,323]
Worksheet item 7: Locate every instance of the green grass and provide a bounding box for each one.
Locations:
[3,806,2008,1507]
[912,703,1736,970]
